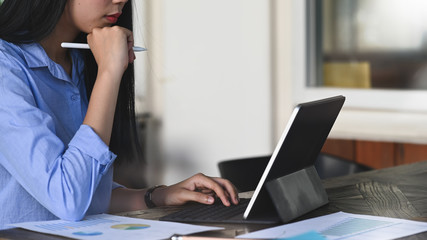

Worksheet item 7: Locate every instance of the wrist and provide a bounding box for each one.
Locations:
[144,185,167,208]
[97,67,124,85]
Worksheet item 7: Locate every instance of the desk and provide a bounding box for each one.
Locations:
[1,161,427,239]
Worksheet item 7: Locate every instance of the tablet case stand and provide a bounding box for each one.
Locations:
[265,165,328,223]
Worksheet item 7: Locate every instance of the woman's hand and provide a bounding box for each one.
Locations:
[87,26,135,80]
[152,173,240,207]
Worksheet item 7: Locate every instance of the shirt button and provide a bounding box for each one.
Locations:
[71,95,80,101]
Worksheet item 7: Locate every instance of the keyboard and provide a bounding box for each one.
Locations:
[159,198,250,223]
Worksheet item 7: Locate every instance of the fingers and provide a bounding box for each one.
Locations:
[125,29,136,64]
[212,177,240,205]
[155,185,215,206]
[185,173,239,206]
[185,191,216,205]
[87,26,135,77]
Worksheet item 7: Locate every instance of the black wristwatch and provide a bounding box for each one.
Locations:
[144,185,166,208]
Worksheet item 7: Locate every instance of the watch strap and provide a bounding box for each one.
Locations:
[144,185,166,208]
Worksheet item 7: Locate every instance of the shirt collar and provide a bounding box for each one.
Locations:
[20,42,52,68]
[19,42,82,83]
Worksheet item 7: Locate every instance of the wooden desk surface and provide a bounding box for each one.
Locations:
[1,161,427,239]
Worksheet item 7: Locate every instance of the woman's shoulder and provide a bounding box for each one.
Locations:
[0,39,37,90]
[0,39,27,66]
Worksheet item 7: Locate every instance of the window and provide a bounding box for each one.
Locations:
[280,0,427,143]
[294,0,427,112]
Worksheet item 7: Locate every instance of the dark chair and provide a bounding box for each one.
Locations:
[314,153,373,179]
[218,156,270,192]
[218,153,373,192]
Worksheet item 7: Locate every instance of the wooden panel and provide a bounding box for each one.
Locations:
[355,141,395,169]
[321,139,355,161]
[396,143,427,165]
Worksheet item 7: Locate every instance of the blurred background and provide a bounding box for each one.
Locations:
[114,0,427,187]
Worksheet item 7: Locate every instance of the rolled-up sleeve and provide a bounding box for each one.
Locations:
[68,125,117,175]
[0,104,117,220]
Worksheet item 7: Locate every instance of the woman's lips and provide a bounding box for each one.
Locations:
[105,13,121,24]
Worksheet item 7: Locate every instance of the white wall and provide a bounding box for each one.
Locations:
[138,0,274,185]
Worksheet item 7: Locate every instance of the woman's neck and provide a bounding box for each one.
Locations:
[39,10,79,76]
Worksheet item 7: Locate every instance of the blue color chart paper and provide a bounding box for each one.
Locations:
[11,214,222,240]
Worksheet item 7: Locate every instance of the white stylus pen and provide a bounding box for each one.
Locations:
[61,42,147,52]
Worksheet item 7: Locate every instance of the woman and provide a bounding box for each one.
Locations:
[0,0,238,229]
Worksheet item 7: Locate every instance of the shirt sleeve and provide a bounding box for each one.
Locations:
[0,50,117,221]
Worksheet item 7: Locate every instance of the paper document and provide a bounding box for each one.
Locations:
[237,212,427,240]
[11,214,222,240]
[279,231,326,240]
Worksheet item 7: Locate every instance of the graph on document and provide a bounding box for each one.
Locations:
[34,217,119,231]
[320,217,398,238]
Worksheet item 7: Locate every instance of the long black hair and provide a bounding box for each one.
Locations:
[0,0,143,165]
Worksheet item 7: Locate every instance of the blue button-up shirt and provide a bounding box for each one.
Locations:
[0,39,119,229]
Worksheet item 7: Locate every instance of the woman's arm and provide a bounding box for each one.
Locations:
[109,173,239,213]
[109,187,146,213]
[0,51,116,221]
[83,26,135,145]
[0,26,135,221]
